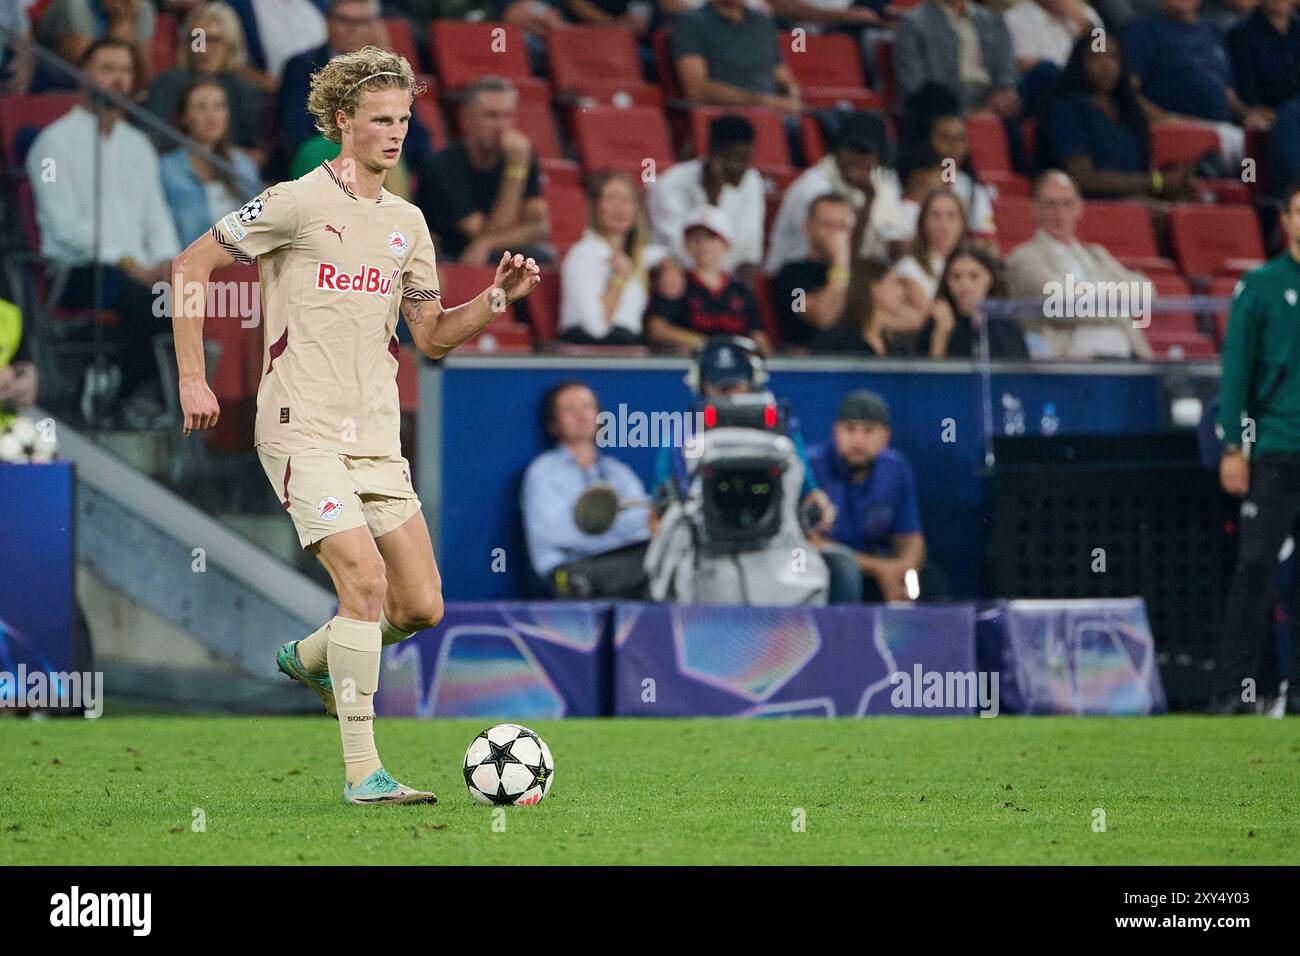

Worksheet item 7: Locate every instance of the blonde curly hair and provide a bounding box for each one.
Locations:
[307,46,427,144]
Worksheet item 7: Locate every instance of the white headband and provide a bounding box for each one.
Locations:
[347,71,404,93]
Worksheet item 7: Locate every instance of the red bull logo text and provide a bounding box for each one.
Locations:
[315,262,399,297]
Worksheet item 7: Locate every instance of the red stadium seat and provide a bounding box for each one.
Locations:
[749,271,782,347]
[548,25,652,100]
[543,176,588,255]
[966,113,1029,195]
[411,81,446,151]
[436,264,532,351]
[1076,201,1176,275]
[652,27,681,100]
[1150,122,1220,169]
[152,12,179,74]
[513,100,564,161]
[1168,204,1265,280]
[429,21,549,99]
[572,105,673,179]
[778,32,882,112]
[526,265,561,341]
[992,195,1035,254]
[873,35,898,112]
[688,106,792,177]
[1145,273,1217,358]
[384,17,423,72]
[800,113,826,165]
[0,93,78,164]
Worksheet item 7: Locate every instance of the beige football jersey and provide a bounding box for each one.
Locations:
[210,161,440,456]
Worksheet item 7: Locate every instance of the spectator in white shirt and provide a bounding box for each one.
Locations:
[1004,0,1101,71]
[649,114,765,278]
[896,188,969,309]
[26,39,181,416]
[559,170,661,345]
[765,110,909,274]
[900,83,998,238]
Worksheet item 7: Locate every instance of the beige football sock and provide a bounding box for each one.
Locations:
[327,616,383,786]
[296,621,331,673]
[379,610,416,647]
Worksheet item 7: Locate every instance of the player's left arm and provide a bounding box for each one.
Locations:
[402,250,540,360]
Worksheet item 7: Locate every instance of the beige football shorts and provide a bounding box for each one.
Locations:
[256,446,422,549]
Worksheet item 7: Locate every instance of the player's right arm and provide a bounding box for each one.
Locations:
[171,230,236,435]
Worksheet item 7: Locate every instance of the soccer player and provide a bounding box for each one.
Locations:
[1215,179,1300,716]
[169,46,541,804]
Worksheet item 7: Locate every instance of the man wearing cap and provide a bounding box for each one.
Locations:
[765,110,910,275]
[808,391,929,603]
[651,335,834,536]
[646,206,772,354]
[649,115,766,277]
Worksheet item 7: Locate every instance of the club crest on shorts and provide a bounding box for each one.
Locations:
[318,496,344,521]
[388,231,408,256]
[238,197,265,224]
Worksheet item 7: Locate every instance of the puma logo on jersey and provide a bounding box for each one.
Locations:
[316,261,400,296]
[325,224,346,243]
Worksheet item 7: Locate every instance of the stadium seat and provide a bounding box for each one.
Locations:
[525,265,561,341]
[152,12,179,74]
[992,195,1035,254]
[688,106,792,177]
[872,35,897,112]
[750,271,782,347]
[572,105,673,179]
[651,27,682,100]
[512,100,564,163]
[0,93,78,164]
[1168,204,1266,280]
[543,176,588,255]
[436,263,532,351]
[429,21,549,99]
[778,32,882,112]
[1150,121,1220,169]
[1076,201,1176,275]
[411,79,447,151]
[547,25,656,102]
[965,113,1029,195]
[800,114,826,165]
[1208,274,1240,343]
[384,16,423,73]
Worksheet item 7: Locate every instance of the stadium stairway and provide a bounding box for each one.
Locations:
[54,416,336,713]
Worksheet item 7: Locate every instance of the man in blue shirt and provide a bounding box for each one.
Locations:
[808,391,928,603]
[521,381,651,596]
[1123,0,1269,127]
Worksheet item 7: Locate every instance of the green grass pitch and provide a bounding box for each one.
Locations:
[2,715,1297,865]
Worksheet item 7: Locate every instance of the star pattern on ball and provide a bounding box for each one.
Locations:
[485,738,523,778]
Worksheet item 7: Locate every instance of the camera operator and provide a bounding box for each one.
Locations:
[649,335,835,536]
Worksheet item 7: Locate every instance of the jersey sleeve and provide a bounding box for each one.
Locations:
[210,186,300,263]
[401,221,441,302]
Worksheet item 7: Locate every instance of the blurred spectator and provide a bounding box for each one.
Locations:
[772,194,854,348]
[146,2,264,155]
[811,264,930,355]
[26,39,180,418]
[766,111,904,272]
[1227,0,1300,113]
[1039,34,1199,199]
[160,78,263,245]
[225,0,327,88]
[808,390,929,603]
[919,242,1030,357]
[900,84,997,237]
[280,0,429,161]
[645,206,772,352]
[768,0,884,30]
[559,171,659,345]
[649,114,765,276]
[672,0,801,116]
[522,381,652,596]
[0,0,34,93]
[563,0,652,32]
[416,76,552,264]
[1006,170,1154,359]
[36,0,156,86]
[1123,0,1269,129]
[894,0,1021,117]
[1004,0,1101,71]
[896,188,968,309]
[0,299,38,411]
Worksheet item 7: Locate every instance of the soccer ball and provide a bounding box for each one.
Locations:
[0,416,56,464]
[462,723,554,806]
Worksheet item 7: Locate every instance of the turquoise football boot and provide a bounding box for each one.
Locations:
[344,768,438,806]
[276,640,337,719]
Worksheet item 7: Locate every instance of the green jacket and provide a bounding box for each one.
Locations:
[1218,251,1300,455]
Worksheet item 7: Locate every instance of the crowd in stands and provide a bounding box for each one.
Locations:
[1,0,1296,424]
